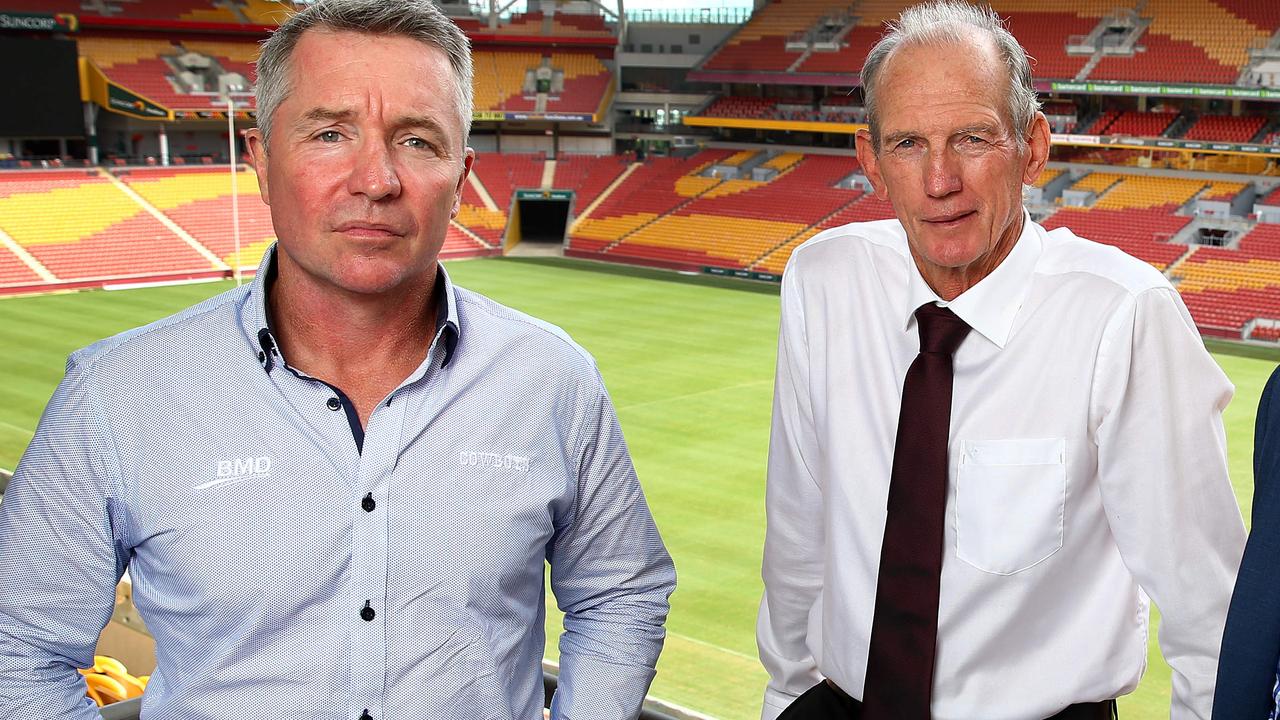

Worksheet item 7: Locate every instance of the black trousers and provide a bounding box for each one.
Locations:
[777,680,1119,720]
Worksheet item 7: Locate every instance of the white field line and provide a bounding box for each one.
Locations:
[615,380,771,413]
[667,630,758,663]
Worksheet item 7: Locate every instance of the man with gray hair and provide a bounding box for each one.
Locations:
[757,2,1243,718]
[0,1,674,718]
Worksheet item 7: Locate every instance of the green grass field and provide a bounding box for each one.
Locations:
[0,256,1275,719]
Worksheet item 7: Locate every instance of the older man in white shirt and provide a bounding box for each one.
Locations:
[756,2,1245,719]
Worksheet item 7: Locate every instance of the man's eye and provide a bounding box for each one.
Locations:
[895,138,915,150]
[964,135,986,144]
[404,137,432,150]
[316,130,342,142]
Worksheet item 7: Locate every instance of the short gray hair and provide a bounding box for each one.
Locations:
[860,1,1040,152]
[254,0,473,149]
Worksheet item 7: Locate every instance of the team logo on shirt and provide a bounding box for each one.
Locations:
[459,451,529,472]
[193,456,273,490]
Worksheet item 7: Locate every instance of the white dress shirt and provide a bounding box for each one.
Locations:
[758,212,1246,720]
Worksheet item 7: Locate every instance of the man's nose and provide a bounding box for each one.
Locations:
[924,148,962,198]
[347,139,401,201]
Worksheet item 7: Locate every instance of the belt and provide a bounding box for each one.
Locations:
[824,679,1117,720]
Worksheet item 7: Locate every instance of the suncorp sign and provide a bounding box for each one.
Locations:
[0,12,78,33]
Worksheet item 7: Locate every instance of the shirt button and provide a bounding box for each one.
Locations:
[326,397,341,411]
[362,493,376,512]
[360,601,375,622]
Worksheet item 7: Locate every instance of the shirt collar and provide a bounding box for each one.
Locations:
[242,244,462,372]
[902,209,1041,349]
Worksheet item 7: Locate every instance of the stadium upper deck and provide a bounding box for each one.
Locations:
[693,0,1280,86]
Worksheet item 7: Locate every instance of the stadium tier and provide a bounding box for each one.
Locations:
[1174,223,1280,336]
[552,154,630,216]
[1042,207,1190,269]
[701,0,851,72]
[0,0,252,22]
[699,0,1280,83]
[482,11,613,37]
[1039,174,1208,269]
[569,150,734,250]
[117,167,275,269]
[0,171,214,283]
[0,165,496,291]
[471,152,545,212]
[77,36,260,111]
[471,51,610,115]
[1183,114,1268,143]
[1084,110,1180,138]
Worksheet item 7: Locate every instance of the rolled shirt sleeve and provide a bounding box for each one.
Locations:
[1092,287,1246,719]
[0,356,126,719]
[757,267,825,720]
[547,374,676,720]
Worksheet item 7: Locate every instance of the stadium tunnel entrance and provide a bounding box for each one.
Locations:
[509,189,573,249]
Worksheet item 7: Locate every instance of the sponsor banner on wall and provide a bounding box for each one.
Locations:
[0,12,78,33]
[1050,81,1280,101]
[472,110,594,123]
[1050,132,1280,156]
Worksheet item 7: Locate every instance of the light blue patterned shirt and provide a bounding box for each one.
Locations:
[0,248,675,720]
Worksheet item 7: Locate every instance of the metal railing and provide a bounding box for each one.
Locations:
[625,6,751,24]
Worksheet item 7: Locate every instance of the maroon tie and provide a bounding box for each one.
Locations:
[861,303,971,719]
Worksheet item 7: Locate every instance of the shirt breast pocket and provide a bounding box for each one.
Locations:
[955,437,1067,575]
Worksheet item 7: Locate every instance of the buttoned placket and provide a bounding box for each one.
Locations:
[347,330,453,720]
[256,336,392,720]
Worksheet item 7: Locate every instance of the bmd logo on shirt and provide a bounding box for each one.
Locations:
[193,456,273,490]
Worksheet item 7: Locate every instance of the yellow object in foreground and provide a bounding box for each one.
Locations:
[81,654,147,706]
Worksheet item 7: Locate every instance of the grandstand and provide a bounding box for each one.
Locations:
[4,0,1280,343]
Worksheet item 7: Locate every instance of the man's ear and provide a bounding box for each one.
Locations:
[245,128,269,205]
[855,129,888,200]
[452,148,474,219]
[1021,112,1052,187]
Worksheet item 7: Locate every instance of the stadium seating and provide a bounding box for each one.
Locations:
[794,26,882,74]
[553,154,630,216]
[451,153,546,245]
[754,191,897,274]
[472,51,610,115]
[1041,172,1201,269]
[570,150,733,249]
[1092,175,1206,210]
[1034,167,1065,188]
[78,36,259,111]
[700,97,781,120]
[1088,32,1238,85]
[1043,207,1190,268]
[1174,223,1280,334]
[0,171,215,281]
[546,53,612,115]
[1091,111,1180,138]
[472,153,545,212]
[1182,115,1267,143]
[118,167,274,269]
[701,0,851,72]
[1000,12,1097,80]
[0,247,40,287]
[484,11,613,37]
[1200,181,1250,202]
[572,152,879,270]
